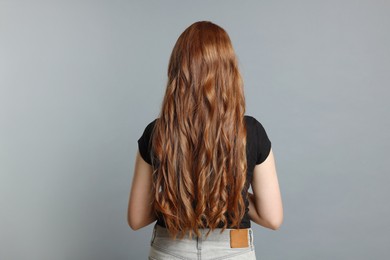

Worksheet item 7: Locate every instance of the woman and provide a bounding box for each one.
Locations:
[128,21,283,259]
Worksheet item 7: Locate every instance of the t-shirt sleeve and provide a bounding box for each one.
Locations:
[137,120,156,165]
[254,118,272,165]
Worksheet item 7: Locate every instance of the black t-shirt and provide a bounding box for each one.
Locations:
[137,115,272,229]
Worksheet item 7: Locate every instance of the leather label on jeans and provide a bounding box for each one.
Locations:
[230,229,249,248]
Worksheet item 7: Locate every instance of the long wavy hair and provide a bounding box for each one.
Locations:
[150,21,247,240]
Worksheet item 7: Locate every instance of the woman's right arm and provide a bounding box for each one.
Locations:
[249,148,283,230]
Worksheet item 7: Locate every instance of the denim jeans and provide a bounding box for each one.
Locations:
[148,223,257,260]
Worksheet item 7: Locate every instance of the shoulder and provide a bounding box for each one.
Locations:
[244,114,262,130]
[244,114,270,144]
[245,115,272,164]
[137,118,159,165]
[138,118,159,145]
[147,118,159,128]
[244,115,255,124]
[143,118,159,134]
[244,114,267,129]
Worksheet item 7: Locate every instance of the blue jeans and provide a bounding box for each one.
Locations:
[148,223,257,260]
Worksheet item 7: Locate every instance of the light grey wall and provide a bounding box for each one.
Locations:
[1,0,389,259]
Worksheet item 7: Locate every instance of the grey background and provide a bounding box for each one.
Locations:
[1,0,389,259]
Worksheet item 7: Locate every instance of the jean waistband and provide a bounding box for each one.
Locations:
[153,223,253,242]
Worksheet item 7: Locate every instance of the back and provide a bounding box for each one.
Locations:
[136,114,278,229]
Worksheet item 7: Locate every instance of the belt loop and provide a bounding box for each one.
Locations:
[249,229,253,248]
[150,223,157,246]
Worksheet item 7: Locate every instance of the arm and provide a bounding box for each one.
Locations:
[127,150,157,230]
[247,192,275,229]
[249,148,283,230]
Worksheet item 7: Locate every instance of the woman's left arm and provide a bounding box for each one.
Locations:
[127,150,157,230]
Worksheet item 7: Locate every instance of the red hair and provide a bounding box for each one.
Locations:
[150,21,247,240]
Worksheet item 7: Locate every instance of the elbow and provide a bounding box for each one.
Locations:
[269,217,283,230]
[127,215,142,231]
[128,219,142,231]
[269,222,282,230]
[128,221,139,231]
[267,206,284,230]
[128,208,157,230]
